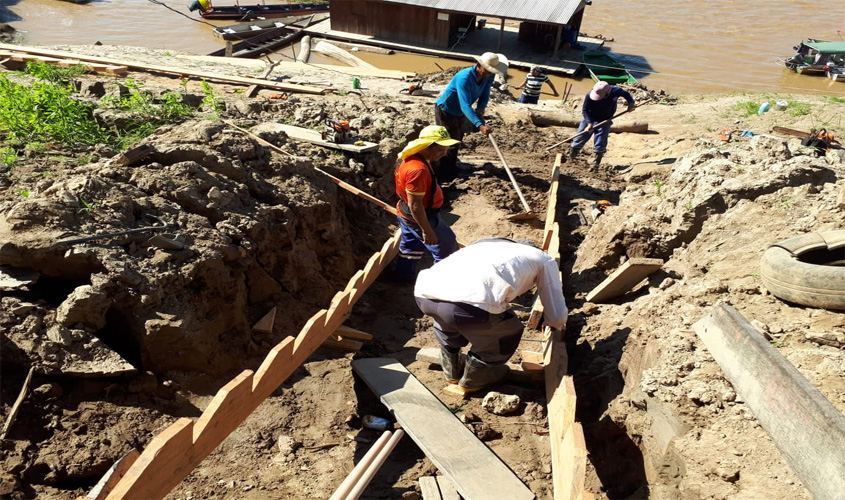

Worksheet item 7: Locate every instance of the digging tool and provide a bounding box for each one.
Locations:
[488,134,536,221]
[544,108,631,153]
[545,98,654,153]
[51,215,169,247]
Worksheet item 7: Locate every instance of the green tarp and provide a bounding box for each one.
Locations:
[805,41,845,54]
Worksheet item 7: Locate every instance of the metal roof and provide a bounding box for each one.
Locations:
[804,41,845,54]
[373,0,586,25]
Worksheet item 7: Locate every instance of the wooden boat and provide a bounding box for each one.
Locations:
[208,22,307,58]
[582,50,637,84]
[783,40,845,75]
[188,0,329,21]
[211,12,326,40]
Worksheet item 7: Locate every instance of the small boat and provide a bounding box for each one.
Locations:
[582,50,637,84]
[783,40,845,75]
[213,19,290,40]
[212,12,326,40]
[188,0,329,21]
[208,22,307,58]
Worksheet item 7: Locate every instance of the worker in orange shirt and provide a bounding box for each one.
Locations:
[392,125,461,282]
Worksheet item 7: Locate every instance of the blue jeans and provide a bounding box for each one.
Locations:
[518,94,539,104]
[571,118,611,153]
[395,214,458,280]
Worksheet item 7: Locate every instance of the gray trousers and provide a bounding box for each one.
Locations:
[415,297,524,365]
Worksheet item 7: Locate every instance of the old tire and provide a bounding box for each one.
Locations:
[760,230,845,310]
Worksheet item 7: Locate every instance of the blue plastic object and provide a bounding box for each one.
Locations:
[758,102,771,115]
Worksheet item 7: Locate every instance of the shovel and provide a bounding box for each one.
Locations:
[488,134,536,221]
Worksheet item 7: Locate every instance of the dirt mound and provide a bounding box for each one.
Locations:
[1,46,844,500]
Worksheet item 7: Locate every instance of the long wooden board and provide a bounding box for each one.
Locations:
[352,358,535,500]
[585,258,663,303]
[275,124,379,152]
[693,304,845,500]
[0,43,325,95]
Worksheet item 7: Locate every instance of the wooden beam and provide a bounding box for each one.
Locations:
[87,450,140,500]
[321,335,363,352]
[0,366,34,439]
[585,258,663,303]
[251,307,277,334]
[693,304,845,499]
[98,232,401,499]
[0,42,326,95]
[352,358,534,500]
[419,476,442,500]
[335,325,374,341]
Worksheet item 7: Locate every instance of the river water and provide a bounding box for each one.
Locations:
[3,0,844,96]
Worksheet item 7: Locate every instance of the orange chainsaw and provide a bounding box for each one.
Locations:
[322,119,357,143]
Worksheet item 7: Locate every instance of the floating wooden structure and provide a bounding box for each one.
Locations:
[189,0,329,21]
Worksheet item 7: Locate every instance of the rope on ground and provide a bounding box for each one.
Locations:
[146,0,216,27]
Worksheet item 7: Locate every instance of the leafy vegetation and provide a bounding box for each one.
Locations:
[787,101,811,116]
[0,62,221,157]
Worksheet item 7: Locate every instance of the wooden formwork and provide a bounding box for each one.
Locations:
[538,154,593,500]
[84,231,400,500]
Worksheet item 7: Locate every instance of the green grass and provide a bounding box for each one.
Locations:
[787,101,812,117]
[828,96,845,105]
[735,100,762,117]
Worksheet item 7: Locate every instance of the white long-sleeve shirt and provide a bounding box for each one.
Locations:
[414,240,569,329]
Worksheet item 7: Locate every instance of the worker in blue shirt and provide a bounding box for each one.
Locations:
[434,52,508,178]
[570,81,636,169]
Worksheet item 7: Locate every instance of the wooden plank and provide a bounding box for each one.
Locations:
[192,371,256,456]
[693,304,845,499]
[88,450,140,500]
[418,476,442,500]
[435,475,461,500]
[251,336,295,399]
[544,155,561,236]
[0,42,326,95]
[562,423,588,500]
[335,325,374,341]
[351,358,534,500]
[0,366,34,439]
[104,418,194,500]
[252,306,277,334]
[275,123,379,153]
[321,335,363,352]
[585,257,663,303]
[415,346,542,383]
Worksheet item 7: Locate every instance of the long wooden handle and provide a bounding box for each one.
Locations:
[489,134,532,213]
[328,431,393,500]
[544,108,630,152]
[316,168,395,214]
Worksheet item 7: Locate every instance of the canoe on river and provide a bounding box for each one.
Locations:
[582,50,637,84]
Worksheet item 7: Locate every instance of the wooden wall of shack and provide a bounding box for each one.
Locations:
[329,0,474,48]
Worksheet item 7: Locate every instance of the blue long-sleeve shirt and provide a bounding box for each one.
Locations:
[582,86,635,123]
[435,66,494,128]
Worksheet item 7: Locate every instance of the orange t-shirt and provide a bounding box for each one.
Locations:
[394,155,443,221]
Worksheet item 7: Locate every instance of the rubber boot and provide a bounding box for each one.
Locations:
[568,147,581,160]
[457,353,509,393]
[593,153,604,170]
[440,345,463,384]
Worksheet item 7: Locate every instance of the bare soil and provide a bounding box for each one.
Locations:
[1,46,844,500]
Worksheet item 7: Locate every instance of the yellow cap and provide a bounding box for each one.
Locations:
[398,125,460,160]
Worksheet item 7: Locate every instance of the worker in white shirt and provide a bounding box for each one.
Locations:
[414,238,568,393]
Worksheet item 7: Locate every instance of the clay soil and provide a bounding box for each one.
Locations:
[1,46,844,500]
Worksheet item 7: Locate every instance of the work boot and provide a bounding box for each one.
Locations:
[593,153,604,170]
[568,147,581,160]
[440,345,464,384]
[457,353,509,393]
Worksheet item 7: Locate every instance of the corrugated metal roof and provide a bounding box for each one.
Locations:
[374,0,585,25]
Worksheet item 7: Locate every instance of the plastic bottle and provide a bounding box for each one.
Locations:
[352,77,361,90]
[757,102,771,115]
[361,415,390,431]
